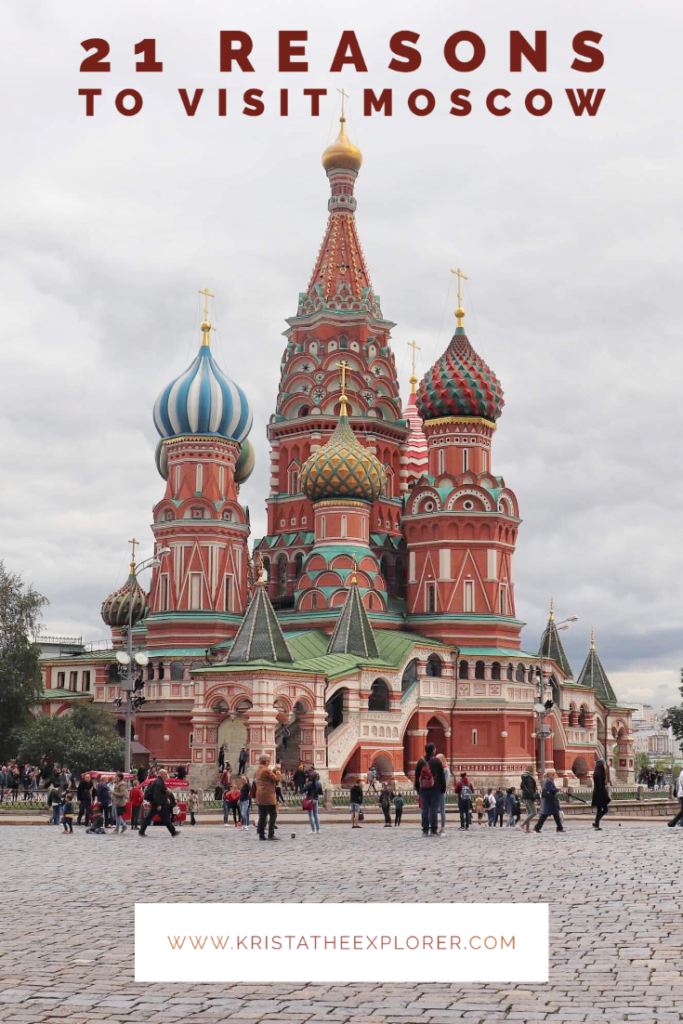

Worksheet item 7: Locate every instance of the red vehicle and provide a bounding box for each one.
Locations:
[141,776,188,826]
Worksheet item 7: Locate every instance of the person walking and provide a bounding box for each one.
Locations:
[350,780,363,828]
[454,772,474,831]
[129,780,143,829]
[238,747,248,775]
[414,742,446,837]
[519,767,539,833]
[534,770,565,833]
[393,791,404,826]
[494,787,506,827]
[188,789,200,826]
[139,769,180,838]
[76,773,93,826]
[113,773,129,833]
[255,755,281,841]
[379,782,394,828]
[304,772,323,833]
[667,766,683,827]
[592,758,611,831]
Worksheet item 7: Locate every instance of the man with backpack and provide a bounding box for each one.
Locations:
[414,742,446,837]
[454,772,474,830]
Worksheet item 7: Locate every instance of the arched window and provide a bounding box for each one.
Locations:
[171,662,184,681]
[401,658,418,693]
[298,405,310,418]
[368,679,390,712]
[339,335,349,349]
[568,705,577,727]
[426,654,442,677]
[368,593,374,610]
[289,464,301,493]
[506,663,514,681]
[475,660,486,680]
[147,663,155,681]
[491,662,501,681]
[107,663,119,684]
[311,593,318,610]
[516,664,525,682]
[158,662,165,680]
[459,659,469,680]
[578,705,587,727]
[528,666,534,683]
[293,552,303,582]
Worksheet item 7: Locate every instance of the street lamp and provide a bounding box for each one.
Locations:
[535,611,578,776]
[121,547,171,772]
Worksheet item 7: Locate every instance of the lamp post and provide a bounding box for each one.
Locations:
[535,612,578,776]
[119,548,170,773]
[449,646,461,774]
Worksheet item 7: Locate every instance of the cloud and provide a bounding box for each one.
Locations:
[1,0,681,707]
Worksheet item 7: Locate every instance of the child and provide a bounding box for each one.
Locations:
[474,792,485,824]
[129,781,143,830]
[188,789,199,826]
[86,810,105,834]
[62,792,74,834]
[393,792,404,827]
[505,787,517,827]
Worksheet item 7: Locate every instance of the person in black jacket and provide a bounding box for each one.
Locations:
[76,773,94,826]
[96,779,112,827]
[519,767,539,833]
[592,759,610,830]
[414,743,446,837]
[139,770,180,838]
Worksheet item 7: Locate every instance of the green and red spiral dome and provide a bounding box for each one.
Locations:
[417,330,504,424]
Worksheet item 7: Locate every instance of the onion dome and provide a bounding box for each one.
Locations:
[300,391,386,503]
[153,319,253,443]
[321,115,363,174]
[154,439,169,481]
[101,568,146,628]
[417,305,504,424]
[234,437,255,485]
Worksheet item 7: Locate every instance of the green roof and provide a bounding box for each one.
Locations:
[41,690,92,700]
[227,584,293,664]
[538,616,574,679]
[458,647,540,659]
[576,643,620,707]
[209,628,449,680]
[327,582,379,659]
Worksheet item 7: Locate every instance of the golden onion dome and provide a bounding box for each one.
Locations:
[321,117,363,174]
[300,403,385,503]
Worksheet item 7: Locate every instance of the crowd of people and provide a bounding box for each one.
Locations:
[4,748,683,837]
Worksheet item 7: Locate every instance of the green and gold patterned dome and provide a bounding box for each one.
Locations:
[300,403,386,504]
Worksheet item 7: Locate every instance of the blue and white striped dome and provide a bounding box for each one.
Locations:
[153,336,253,443]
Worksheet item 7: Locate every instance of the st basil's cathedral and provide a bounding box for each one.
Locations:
[40,115,634,789]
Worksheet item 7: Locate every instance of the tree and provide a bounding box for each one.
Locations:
[0,562,48,759]
[661,668,683,747]
[635,752,650,774]
[15,704,124,776]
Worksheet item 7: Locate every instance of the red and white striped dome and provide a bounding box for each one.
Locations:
[404,391,428,488]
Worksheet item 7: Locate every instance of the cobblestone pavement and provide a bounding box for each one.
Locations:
[1,820,681,1023]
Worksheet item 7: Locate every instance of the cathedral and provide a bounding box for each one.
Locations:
[40,114,634,789]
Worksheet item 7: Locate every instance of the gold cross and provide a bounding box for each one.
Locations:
[450,267,468,308]
[408,340,421,395]
[198,287,214,320]
[337,87,350,118]
[336,359,349,417]
[128,537,139,573]
[350,557,358,585]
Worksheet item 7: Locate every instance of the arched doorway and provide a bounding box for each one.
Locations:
[216,699,250,774]
[275,699,306,770]
[325,688,348,732]
[426,716,447,756]
[401,659,418,693]
[370,752,394,782]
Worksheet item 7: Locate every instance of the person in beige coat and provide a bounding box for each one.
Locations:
[113,773,129,834]
[255,755,281,841]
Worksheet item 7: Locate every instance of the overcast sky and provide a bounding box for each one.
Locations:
[1,0,681,712]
